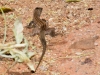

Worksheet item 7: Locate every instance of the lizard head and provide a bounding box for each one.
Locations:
[34,7,43,17]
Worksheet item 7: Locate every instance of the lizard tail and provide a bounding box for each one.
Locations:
[33,28,46,73]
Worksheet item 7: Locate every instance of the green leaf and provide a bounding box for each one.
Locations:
[26,51,35,58]
[13,18,24,44]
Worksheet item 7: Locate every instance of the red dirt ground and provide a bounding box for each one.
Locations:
[0,0,100,75]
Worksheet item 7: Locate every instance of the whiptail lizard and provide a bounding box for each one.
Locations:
[27,7,55,72]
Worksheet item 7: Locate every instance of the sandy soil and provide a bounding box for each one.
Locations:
[0,0,100,75]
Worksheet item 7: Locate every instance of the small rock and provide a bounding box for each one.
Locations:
[81,58,92,65]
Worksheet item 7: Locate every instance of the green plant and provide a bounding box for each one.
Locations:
[0,18,36,73]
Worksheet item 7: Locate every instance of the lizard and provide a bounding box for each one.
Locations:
[26,7,55,36]
[27,7,55,73]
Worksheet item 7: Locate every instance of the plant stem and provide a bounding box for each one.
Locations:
[0,8,7,44]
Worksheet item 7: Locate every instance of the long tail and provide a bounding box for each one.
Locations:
[34,28,46,72]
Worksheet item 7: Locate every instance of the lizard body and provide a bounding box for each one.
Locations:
[27,7,55,72]
[32,7,47,72]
